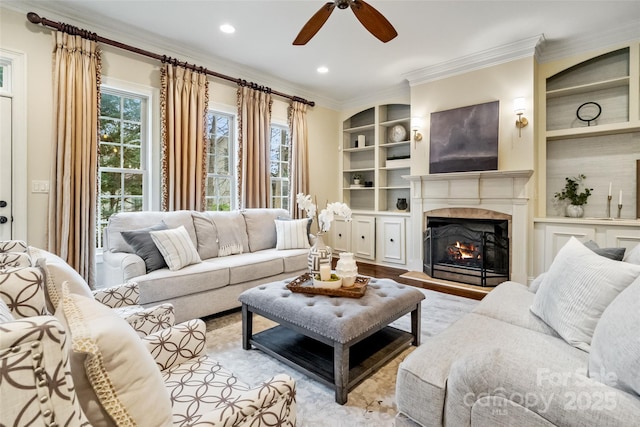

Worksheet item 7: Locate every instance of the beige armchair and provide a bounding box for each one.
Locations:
[0,240,174,336]
[0,292,297,426]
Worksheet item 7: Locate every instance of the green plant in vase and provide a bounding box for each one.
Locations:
[554,174,593,218]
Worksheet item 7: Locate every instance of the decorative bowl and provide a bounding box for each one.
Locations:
[313,273,342,289]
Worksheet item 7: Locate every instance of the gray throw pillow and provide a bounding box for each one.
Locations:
[583,240,626,261]
[589,275,640,396]
[277,215,312,240]
[121,222,168,273]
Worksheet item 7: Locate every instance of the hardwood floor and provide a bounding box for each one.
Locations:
[334,260,488,301]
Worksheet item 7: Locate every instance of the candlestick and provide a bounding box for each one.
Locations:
[608,182,612,197]
[617,204,623,219]
[619,190,622,205]
[607,195,612,218]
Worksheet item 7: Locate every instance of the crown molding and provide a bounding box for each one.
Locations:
[538,19,640,63]
[403,34,545,86]
[338,83,410,112]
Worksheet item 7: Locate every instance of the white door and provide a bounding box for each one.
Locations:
[0,96,11,240]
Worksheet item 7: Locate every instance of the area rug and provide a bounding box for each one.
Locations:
[203,288,479,427]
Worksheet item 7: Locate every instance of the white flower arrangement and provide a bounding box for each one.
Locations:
[296,193,352,233]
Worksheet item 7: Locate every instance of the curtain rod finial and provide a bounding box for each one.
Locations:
[27,12,42,24]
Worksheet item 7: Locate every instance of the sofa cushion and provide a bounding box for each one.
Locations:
[472,281,558,336]
[589,275,640,396]
[530,236,640,351]
[0,252,33,269]
[121,222,168,273]
[137,262,230,304]
[205,252,284,285]
[0,239,28,253]
[56,284,173,426]
[275,218,311,250]
[206,211,250,256]
[191,211,219,259]
[106,210,197,254]
[242,208,288,252]
[528,272,545,293]
[150,225,202,271]
[0,266,46,318]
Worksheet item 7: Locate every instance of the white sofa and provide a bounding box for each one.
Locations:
[102,208,309,322]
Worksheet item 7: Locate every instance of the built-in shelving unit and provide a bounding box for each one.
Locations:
[341,104,411,213]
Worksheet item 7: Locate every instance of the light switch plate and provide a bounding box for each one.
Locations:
[32,180,50,193]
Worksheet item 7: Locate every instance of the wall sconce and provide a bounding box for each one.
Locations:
[411,116,423,147]
[513,97,528,137]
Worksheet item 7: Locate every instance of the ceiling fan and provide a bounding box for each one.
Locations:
[293,0,398,45]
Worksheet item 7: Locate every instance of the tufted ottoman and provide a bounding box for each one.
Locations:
[239,277,425,404]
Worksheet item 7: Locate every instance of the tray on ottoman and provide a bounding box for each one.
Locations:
[286,273,370,298]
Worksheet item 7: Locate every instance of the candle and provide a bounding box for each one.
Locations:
[608,182,612,197]
[319,264,331,281]
[619,190,622,205]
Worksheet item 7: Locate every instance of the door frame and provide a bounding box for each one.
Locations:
[0,48,27,241]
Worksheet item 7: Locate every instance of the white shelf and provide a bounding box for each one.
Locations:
[380,140,410,147]
[546,77,629,99]
[343,145,375,152]
[380,118,410,126]
[344,124,375,133]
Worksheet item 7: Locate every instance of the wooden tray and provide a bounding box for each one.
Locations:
[286,273,370,298]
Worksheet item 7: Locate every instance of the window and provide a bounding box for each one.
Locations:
[205,111,236,211]
[0,59,10,94]
[270,124,290,210]
[97,89,148,248]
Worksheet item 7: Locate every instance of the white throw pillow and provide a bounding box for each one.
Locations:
[56,283,172,426]
[530,237,640,351]
[275,219,311,250]
[623,243,640,264]
[589,275,640,396]
[150,225,202,271]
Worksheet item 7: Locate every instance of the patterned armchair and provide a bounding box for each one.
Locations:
[0,290,297,427]
[0,240,174,336]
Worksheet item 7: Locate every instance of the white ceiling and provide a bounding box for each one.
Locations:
[11,0,640,108]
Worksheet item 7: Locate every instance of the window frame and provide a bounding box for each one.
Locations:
[205,109,237,211]
[97,80,156,253]
[269,122,290,210]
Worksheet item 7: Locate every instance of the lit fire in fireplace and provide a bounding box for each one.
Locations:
[447,241,481,260]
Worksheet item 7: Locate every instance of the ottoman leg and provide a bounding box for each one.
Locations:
[242,304,253,350]
[334,343,350,404]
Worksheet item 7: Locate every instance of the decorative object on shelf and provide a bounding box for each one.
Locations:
[396,198,408,211]
[554,174,593,218]
[335,252,358,288]
[430,101,499,174]
[388,124,407,143]
[606,181,613,218]
[576,101,602,127]
[364,181,373,187]
[297,193,352,274]
[513,97,528,137]
[356,134,365,148]
[353,174,361,185]
[617,189,623,219]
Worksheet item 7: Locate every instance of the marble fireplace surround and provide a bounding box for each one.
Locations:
[405,169,534,284]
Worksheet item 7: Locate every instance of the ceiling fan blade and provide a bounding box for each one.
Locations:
[350,0,398,43]
[293,2,336,45]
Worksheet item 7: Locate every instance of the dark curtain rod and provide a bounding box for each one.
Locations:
[26,12,315,107]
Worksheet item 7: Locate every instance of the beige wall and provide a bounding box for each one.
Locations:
[410,57,536,175]
[0,7,339,248]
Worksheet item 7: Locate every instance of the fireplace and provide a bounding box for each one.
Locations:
[423,216,509,287]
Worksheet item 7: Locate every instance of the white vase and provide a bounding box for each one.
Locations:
[335,252,358,288]
[308,232,332,275]
[565,204,585,218]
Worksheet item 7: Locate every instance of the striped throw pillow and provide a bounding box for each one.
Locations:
[150,226,202,271]
[275,219,311,250]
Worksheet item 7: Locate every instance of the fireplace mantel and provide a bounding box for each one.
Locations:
[404,169,534,284]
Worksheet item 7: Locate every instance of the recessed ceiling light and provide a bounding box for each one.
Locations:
[317,66,329,74]
[220,24,235,34]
